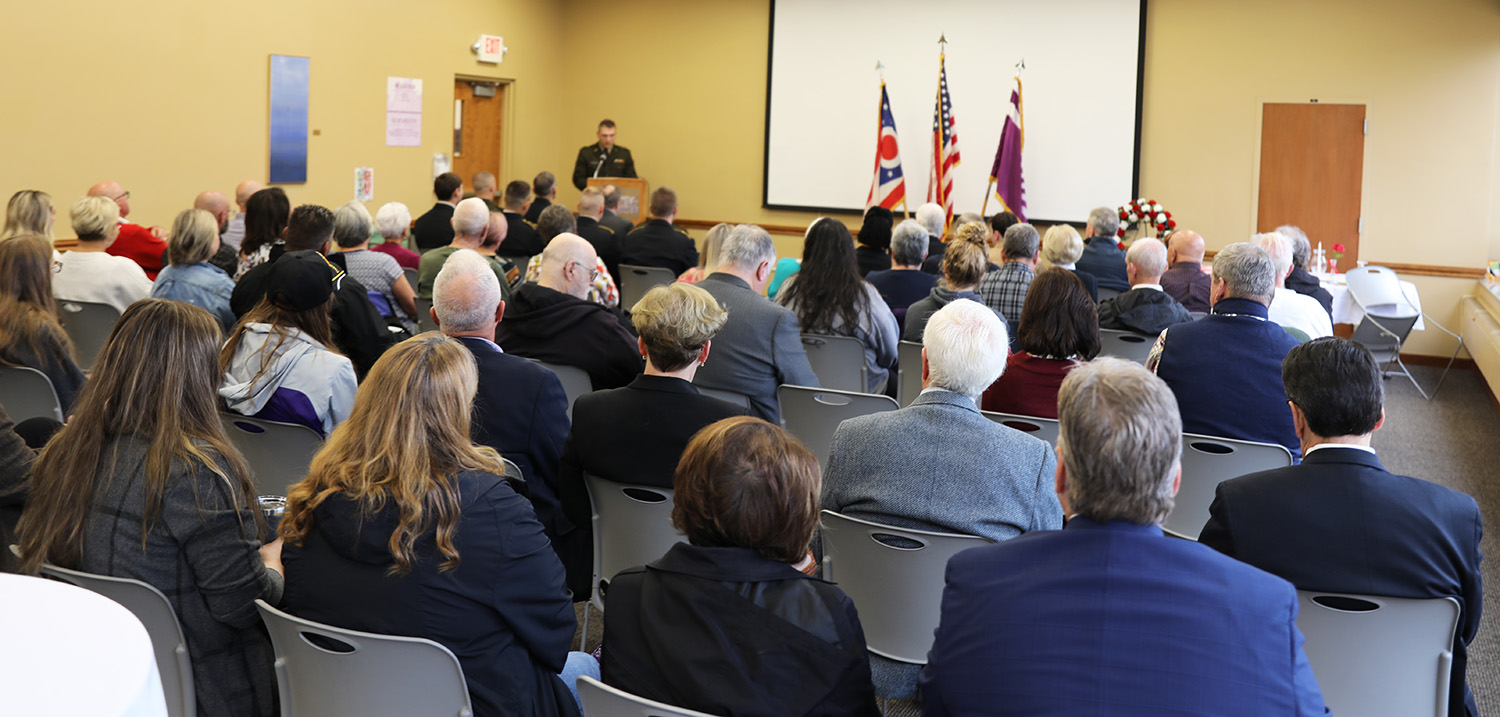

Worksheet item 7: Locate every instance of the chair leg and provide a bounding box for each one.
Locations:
[578,602,591,651]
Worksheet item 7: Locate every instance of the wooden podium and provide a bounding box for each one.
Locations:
[587,177,648,225]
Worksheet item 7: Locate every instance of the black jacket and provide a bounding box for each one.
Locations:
[576,216,623,286]
[1285,266,1335,315]
[622,219,698,276]
[599,210,633,240]
[495,283,641,390]
[499,211,545,258]
[412,202,455,252]
[1075,236,1131,292]
[524,196,552,224]
[1098,287,1194,335]
[572,143,637,191]
[854,246,890,278]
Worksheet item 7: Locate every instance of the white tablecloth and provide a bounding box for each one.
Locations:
[1318,274,1425,331]
[0,573,169,717]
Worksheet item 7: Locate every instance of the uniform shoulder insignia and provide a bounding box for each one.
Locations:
[523,219,537,229]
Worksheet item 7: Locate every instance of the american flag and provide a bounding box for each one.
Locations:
[866,82,907,211]
[928,53,961,229]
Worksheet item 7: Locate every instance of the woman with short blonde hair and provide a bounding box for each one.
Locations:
[54,196,154,314]
[3,190,54,240]
[902,239,1002,341]
[152,208,237,331]
[1038,224,1098,301]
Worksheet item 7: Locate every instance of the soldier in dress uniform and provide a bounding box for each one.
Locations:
[572,119,637,190]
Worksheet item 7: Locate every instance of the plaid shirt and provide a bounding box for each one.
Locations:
[977,261,1034,328]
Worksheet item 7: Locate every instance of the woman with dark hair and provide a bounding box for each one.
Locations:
[854,206,893,277]
[777,217,898,393]
[0,235,86,412]
[17,299,284,717]
[981,268,1100,418]
[235,187,291,279]
[603,416,880,716]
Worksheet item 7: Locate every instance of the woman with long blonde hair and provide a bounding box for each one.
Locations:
[278,332,595,717]
[0,235,86,411]
[678,222,731,283]
[3,190,55,240]
[18,298,283,717]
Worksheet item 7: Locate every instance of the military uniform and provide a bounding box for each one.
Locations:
[498,211,545,257]
[599,210,633,239]
[622,219,697,276]
[572,143,637,190]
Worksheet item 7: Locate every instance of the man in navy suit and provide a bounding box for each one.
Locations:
[921,358,1328,716]
[1073,206,1130,292]
[431,249,572,564]
[1201,337,1483,717]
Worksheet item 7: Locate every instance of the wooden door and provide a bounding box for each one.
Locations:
[1257,103,1365,272]
[452,79,504,189]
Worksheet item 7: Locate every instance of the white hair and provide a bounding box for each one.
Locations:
[1251,231,1293,283]
[1125,237,1167,278]
[890,219,929,266]
[1088,207,1120,238]
[915,203,946,238]
[719,224,776,270]
[1276,225,1312,269]
[452,197,490,237]
[433,249,501,332]
[922,299,1009,398]
[375,202,411,239]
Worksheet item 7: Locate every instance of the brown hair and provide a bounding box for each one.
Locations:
[279,333,505,575]
[19,299,257,572]
[940,238,988,290]
[0,235,74,363]
[219,294,339,394]
[671,417,821,563]
[1018,268,1100,360]
[649,186,677,218]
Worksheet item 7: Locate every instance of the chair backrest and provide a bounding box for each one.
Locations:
[583,474,683,612]
[1295,591,1460,717]
[819,510,991,664]
[529,359,593,420]
[799,333,867,393]
[695,385,751,409]
[1350,313,1419,362]
[981,411,1060,448]
[617,264,677,311]
[255,599,473,717]
[0,365,64,422]
[414,296,438,333]
[576,676,714,717]
[401,267,419,293]
[896,340,924,407]
[56,299,122,370]
[1188,311,1207,321]
[776,385,899,467]
[1096,286,1122,301]
[219,413,325,495]
[1163,432,1293,539]
[40,564,196,717]
[1097,328,1154,363]
[1345,266,1419,318]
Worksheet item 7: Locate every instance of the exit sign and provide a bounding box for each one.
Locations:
[475,35,507,63]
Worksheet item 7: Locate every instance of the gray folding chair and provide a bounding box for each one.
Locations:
[255,599,472,717]
[819,510,990,665]
[1295,591,1461,717]
[694,385,751,409]
[1164,432,1293,539]
[1096,286,1122,301]
[0,365,64,422]
[401,267,419,294]
[41,564,196,717]
[219,413,325,495]
[577,676,713,717]
[800,333,868,393]
[1346,266,1463,399]
[528,359,593,420]
[56,299,122,370]
[580,474,683,647]
[414,296,438,333]
[981,411,1060,448]
[1097,328,1155,363]
[896,340,924,407]
[776,385,898,468]
[617,264,677,312]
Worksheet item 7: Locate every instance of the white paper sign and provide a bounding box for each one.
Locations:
[386,77,423,147]
[354,167,374,202]
[433,153,451,179]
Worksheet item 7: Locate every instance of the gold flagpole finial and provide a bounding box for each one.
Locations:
[938,34,948,50]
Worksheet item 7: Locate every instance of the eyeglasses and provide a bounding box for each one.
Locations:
[567,260,600,282]
[111,191,130,202]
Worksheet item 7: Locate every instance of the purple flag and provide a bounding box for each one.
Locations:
[989,76,1025,221]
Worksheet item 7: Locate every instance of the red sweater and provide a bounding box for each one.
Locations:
[981,352,1081,419]
[105,222,167,280]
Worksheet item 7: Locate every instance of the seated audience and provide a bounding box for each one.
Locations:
[1074,206,1130,292]
[556,282,747,596]
[677,222,730,284]
[598,183,634,239]
[603,416,879,716]
[982,268,1099,418]
[54,195,153,313]
[498,180,545,258]
[413,171,463,252]
[776,217,898,393]
[1160,228,1212,313]
[19,299,284,717]
[622,186,698,276]
[417,198,508,299]
[88,180,167,279]
[0,236,86,412]
[921,358,1327,716]
[574,187,623,285]
[370,201,420,269]
[985,211,1020,266]
[235,187,291,279]
[1147,242,1302,457]
[497,234,640,390]
[477,210,519,295]
[854,206,893,277]
[191,190,248,276]
[1036,223,1098,302]
[692,224,819,423]
[1253,231,1333,339]
[903,238,996,341]
[0,404,56,572]
[220,179,263,251]
[766,254,801,300]
[472,171,501,212]
[220,252,357,437]
[825,298,1061,699]
[1097,237,1193,334]
[866,219,938,321]
[1201,337,1482,717]
[152,208,236,331]
[524,171,558,223]
[523,204,620,308]
[278,333,595,717]
[1276,224,1335,315]
[331,201,417,333]
[915,202,949,273]
[3,190,54,240]
[978,222,1040,329]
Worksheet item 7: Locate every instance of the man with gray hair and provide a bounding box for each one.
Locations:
[1252,231,1333,339]
[1097,237,1193,334]
[692,224,819,423]
[432,248,572,557]
[497,233,640,390]
[1275,224,1335,314]
[977,222,1041,331]
[866,218,937,316]
[524,170,558,223]
[915,202,949,273]
[1075,206,1130,292]
[417,197,504,298]
[921,358,1327,715]
[824,298,1061,699]
[1147,242,1303,457]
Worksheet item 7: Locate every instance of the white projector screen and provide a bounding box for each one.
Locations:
[764,0,1145,224]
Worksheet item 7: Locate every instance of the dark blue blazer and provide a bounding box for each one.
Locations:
[921,518,1328,716]
[1074,236,1130,291]
[1200,447,1484,717]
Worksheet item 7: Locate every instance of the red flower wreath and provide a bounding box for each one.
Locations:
[1116,198,1176,243]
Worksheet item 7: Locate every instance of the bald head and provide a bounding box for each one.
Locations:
[1125,238,1168,284]
[538,233,598,299]
[1167,229,1205,265]
[194,191,232,233]
[235,180,265,210]
[87,180,130,218]
[451,197,490,246]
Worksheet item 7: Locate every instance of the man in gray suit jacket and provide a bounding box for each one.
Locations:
[693,224,818,423]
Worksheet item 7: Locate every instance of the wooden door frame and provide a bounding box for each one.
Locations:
[1248,97,1372,253]
[454,74,514,183]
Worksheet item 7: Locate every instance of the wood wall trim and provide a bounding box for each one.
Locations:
[676,219,820,236]
[1200,249,1480,280]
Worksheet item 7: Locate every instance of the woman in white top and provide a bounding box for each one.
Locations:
[53,196,153,313]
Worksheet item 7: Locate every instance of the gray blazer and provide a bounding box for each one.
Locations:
[692,272,819,423]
